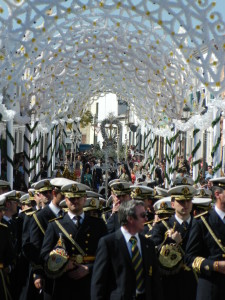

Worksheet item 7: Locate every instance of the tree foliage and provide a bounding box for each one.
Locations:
[80,110,93,128]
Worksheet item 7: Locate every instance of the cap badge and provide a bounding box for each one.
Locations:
[160,202,168,209]
[135,188,141,195]
[200,189,206,197]
[181,178,188,184]
[16,192,21,198]
[182,187,190,196]
[90,199,96,207]
[71,184,78,192]
[44,180,51,187]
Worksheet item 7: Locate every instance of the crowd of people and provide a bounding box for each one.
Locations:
[0,147,224,300]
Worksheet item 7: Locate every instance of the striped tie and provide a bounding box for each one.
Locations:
[130,236,145,293]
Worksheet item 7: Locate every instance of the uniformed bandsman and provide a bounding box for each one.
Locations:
[192,187,212,216]
[0,196,16,300]
[41,182,107,300]
[185,177,225,300]
[106,180,131,233]
[24,178,74,299]
[144,197,175,238]
[0,190,21,299]
[151,185,198,300]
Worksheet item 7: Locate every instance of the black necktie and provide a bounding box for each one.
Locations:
[57,210,64,217]
[73,215,81,228]
[130,236,145,293]
[182,221,188,230]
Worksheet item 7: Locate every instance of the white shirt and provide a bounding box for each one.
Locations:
[175,214,191,225]
[215,205,225,221]
[120,226,142,257]
[49,201,61,216]
[67,211,85,225]
[2,215,12,222]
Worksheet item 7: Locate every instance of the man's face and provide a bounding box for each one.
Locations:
[144,199,153,210]
[131,205,147,233]
[34,193,42,207]
[66,196,86,214]
[53,191,64,205]
[171,199,192,218]
[118,194,131,203]
[6,200,18,215]
[39,190,53,204]
[215,189,225,212]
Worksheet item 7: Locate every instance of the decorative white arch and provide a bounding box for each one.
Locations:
[0,0,225,185]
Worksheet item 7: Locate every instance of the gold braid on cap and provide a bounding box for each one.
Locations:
[64,191,86,198]
[171,187,193,201]
[131,187,142,199]
[218,183,225,187]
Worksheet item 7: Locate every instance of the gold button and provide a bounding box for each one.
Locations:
[70,234,72,237]
[87,233,90,237]
[85,241,88,244]
[72,247,75,251]
[86,248,88,251]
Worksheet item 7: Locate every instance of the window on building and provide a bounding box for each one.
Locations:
[118,99,128,115]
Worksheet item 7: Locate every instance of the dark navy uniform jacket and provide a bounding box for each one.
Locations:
[185,209,225,300]
[106,212,120,233]
[151,215,197,300]
[41,212,107,300]
[0,223,15,300]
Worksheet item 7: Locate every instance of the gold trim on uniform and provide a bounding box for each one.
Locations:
[192,257,205,273]
[63,192,86,198]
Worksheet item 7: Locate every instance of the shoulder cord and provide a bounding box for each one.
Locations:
[33,213,45,235]
[55,220,86,256]
[201,216,225,253]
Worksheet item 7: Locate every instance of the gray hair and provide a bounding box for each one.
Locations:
[118,200,145,226]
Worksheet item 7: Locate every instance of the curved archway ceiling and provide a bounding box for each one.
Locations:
[0,0,224,127]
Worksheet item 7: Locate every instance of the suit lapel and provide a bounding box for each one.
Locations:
[209,210,225,245]
[62,213,79,237]
[139,234,152,276]
[115,229,133,267]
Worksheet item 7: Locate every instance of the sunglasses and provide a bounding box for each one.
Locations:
[138,212,147,219]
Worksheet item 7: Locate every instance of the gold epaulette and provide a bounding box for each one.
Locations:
[21,207,33,214]
[144,220,154,225]
[156,217,169,223]
[145,234,152,238]
[0,222,8,228]
[49,216,63,223]
[194,211,209,219]
[25,210,37,216]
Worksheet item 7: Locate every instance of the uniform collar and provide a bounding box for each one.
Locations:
[215,205,225,221]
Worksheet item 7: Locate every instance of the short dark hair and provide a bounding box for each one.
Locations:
[118,200,144,226]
